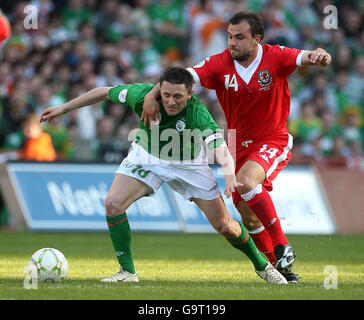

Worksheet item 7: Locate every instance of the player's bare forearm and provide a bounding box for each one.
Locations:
[214,144,242,197]
[214,144,234,175]
[301,48,331,67]
[40,87,111,123]
[141,82,161,128]
[63,87,110,112]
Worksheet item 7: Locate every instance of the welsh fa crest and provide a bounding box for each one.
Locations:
[257,69,272,89]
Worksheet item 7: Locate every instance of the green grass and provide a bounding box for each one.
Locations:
[0,232,363,300]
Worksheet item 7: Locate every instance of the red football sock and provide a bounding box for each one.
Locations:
[249,226,276,265]
[242,184,288,247]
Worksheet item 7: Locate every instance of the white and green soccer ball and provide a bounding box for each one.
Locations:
[28,248,68,282]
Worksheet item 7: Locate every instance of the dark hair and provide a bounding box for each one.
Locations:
[159,67,194,91]
[229,11,265,40]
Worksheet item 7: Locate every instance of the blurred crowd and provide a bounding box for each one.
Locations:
[0,0,363,170]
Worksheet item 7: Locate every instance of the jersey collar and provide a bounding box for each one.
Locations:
[233,43,263,85]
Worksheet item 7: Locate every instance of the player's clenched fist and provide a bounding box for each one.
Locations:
[305,48,331,67]
[40,105,66,123]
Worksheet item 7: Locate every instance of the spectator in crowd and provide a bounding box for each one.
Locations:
[93,116,127,163]
[77,21,98,60]
[189,0,226,64]
[148,0,186,61]
[18,113,57,161]
[1,90,32,150]
[61,0,92,36]
[288,101,322,145]
[32,84,53,118]
[130,0,153,40]
[43,115,72,161]
[347,55,364,106]
[319,110,343,157]
[95,0,118,35]
[96,59,123,87]
[107,3,135,43]
[320,135,350,168]
[341,107,363,145]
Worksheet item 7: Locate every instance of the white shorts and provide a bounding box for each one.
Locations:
[115,144,221,201]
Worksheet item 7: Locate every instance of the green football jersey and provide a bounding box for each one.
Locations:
[108,83,225,161]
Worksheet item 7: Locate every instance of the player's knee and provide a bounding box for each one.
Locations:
[215,221,237,238]
[236,177,257,194]
[104,196,127,217]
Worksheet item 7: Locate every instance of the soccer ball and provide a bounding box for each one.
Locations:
[28,248,68,282]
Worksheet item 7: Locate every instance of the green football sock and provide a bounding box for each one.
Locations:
[228,222,268,271]
[106,213,135,274]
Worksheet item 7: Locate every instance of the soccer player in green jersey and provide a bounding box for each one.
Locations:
[40,67,287,284]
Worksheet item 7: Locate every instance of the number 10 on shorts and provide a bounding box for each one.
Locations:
[131,165,151,178]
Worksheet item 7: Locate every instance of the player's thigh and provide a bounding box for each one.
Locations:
[236,160,266,192]
[105,173,153,214]
[193,196,227,223]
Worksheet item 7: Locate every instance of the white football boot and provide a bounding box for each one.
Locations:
[100,267,139,283]
[255,263,288,284]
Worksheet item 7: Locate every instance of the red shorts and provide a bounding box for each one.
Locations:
[231,132,293,207]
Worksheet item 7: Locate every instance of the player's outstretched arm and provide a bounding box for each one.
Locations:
[141,82,161,129]
[214,143,243,198]
[301,48,331,67]
[40,87,112,123]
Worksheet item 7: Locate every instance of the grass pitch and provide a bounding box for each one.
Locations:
[0,232,363,300]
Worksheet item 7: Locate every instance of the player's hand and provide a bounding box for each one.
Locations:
[224,175,243,198]
[141,92,160,129]
[39,105,66,123]
[307,48,331,67]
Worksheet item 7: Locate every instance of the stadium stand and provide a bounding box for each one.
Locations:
[0,0,363,227]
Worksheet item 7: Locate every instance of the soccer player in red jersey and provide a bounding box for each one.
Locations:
[142,11,331,282]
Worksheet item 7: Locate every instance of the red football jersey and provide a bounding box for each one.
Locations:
[188,44,305,141]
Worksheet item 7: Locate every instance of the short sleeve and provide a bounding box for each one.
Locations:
[108,83,154,115]
[276,46,305,77]
[187,54,221,89]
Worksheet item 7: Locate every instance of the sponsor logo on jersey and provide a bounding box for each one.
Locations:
[241,140,253,148]
[118,89,128,103]
[257,69,273,90]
